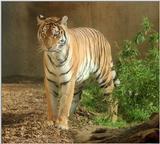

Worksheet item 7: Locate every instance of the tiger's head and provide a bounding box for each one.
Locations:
[37,15,68,52]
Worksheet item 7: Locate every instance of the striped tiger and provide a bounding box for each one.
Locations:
[37,15,119,130]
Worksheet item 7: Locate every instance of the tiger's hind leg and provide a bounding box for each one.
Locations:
[97,68,118,122]
[70,85,83,115]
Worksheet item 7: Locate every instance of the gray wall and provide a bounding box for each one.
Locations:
[2,2,159,78]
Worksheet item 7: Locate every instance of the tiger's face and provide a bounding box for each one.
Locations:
[37,15,68,52]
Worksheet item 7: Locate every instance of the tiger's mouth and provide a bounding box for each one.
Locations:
[47,46,61,53]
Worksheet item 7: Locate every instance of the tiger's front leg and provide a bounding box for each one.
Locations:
[55,78,75,130]
[44,77,58,125]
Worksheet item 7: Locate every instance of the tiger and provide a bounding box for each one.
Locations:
[37,15,119,130]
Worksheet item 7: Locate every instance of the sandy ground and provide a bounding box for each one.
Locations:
[2,83,93,143]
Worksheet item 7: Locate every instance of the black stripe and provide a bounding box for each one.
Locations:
[77,60,86,80]
[96,73,101,80]
[86,32,92,72]
[76,30,89,81]
[100,80,108,88]
[93,67,99,74]
[99,39,107,81]
[100,83,108,88]
[56,47,69,67]
[47,48,69,67]
[100,69,110,83]
[81,52,90,78]
[99,78,113,88]
[89,28,97,39]
[88,29,97,68]
[47,54,55,66]
[103,79,113,88]
[99,70,106,81]
[45,64,56,76]
[47,78,58,88]
[53,23,60,29]
[60,65,73,76]
[77,60,89,81]
[64,30,67,41]
[53,91,58,96]
[60,80,70,86]
[99,79,107,87]
[97,34,102,71]
[59,47,69,64]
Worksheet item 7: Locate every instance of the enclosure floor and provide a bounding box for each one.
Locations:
[2,83,158,143]
[2,83,93,143]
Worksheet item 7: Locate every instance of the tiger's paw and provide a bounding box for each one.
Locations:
[55,119,69,130]
[55,123,69,130]
[46,120,55,127]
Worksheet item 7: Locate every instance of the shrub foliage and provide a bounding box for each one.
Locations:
[114,17,159,121]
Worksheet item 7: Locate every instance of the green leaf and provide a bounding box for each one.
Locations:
[135,32,145,45]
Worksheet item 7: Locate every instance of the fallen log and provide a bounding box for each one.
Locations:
[73,112,159,143]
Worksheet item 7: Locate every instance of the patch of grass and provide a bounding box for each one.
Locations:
[125,107,158,122]
[80,78,107,113]
[93,114,127,128]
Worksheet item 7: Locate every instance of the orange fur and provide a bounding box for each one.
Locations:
[37,15,116,130]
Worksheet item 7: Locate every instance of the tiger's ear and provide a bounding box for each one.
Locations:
[61,16,68,26]
[37,14,45,25]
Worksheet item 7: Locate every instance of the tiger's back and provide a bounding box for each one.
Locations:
[67,27,113,84]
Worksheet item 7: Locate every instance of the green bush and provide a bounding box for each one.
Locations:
[81,77,106,112]
[113,17,159,122]
[81,17,159,124]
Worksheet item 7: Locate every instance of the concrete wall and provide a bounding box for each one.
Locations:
[2,2,159,78]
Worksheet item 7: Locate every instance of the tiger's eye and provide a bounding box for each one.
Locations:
[53,31,60,38]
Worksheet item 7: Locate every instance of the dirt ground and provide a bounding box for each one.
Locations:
[2,83,95,143]
[2,82,159,143]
